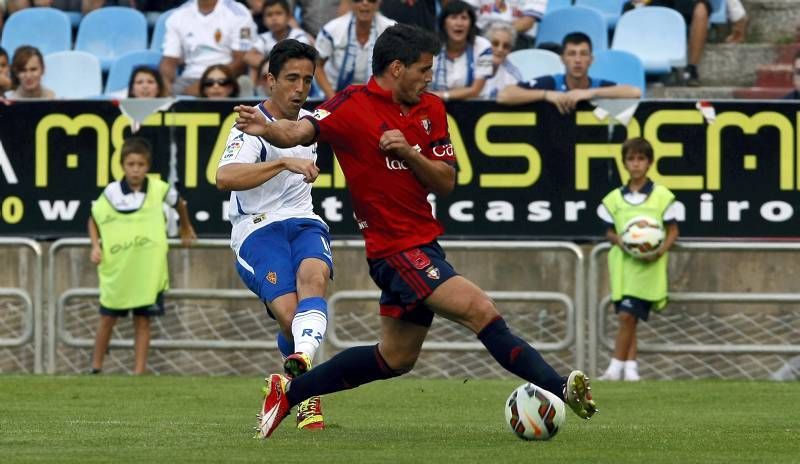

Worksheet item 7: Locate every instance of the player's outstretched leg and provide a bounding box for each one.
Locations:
[284,352,324,430]
[564,370,597,419]
[256,374,291,439]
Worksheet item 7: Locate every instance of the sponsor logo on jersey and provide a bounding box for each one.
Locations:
[385,157,409,170]
[266,271,277,284]
[223,133,244,160]
[312,109,331,120]
[403,248,431,270]
[425,266,440,280]
[432,143,454,158]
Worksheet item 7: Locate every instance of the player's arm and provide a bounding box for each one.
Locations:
[380,130,456,196]
[87,216,102,265]
[234,104,317,147]
[216,158,319,191]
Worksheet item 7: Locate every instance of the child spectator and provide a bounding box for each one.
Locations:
[127,66,167,98]
[597,137,680,381]
[199,64,240,98]
[5,45,55,99]
[88,136,196,374]
[244,0,312,73]
[430,0,492,101]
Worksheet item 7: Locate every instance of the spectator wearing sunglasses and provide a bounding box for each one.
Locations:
[782,50,800,100]
[480,22,522,100]
[199,64,240,98]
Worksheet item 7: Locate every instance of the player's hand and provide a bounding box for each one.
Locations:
[90,245,102,265]
[379,130,415,159]
[234,105,269,136]
[283,157,320,183]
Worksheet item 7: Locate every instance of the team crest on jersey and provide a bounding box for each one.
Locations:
[222,133,244,160]
[214,29,222,43]
[240,27,251,40]
[420,118,431,135]
[312,109,331,121]
[403,248,431,270]
[266,271,277,284]
[425,266,440,280]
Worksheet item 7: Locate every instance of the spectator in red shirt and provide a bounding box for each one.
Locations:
[233,23,598,439]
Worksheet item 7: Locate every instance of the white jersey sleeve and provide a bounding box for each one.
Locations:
[218,127,264,167]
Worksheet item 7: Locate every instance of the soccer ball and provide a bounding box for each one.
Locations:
[504,383,566,441]
[620,216,665,258]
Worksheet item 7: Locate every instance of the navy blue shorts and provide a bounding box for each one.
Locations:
[235,217,333,304]
[99,292,165,318]
[614,295,653,321]
[367,241,458,327]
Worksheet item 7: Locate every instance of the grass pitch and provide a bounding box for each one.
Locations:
[0,375,796,463]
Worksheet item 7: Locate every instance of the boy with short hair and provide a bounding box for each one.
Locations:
[88,136,196,374]
[244,0,312,72]
[597,137,680,381]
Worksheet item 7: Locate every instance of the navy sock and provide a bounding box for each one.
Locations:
[286,344,398,407]
[477,317,565,399]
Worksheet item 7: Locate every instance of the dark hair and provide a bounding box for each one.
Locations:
[372,24,440,75]
[127,66,166,98]
[562,32,593,52]
[10,45,45,88]
[0,46,8,61]
[622,137,654,162]
[438,0,478,45]
[199,64,240,98]
[121,136,153,165]
[263,0,291,15]
[268,39,318,77]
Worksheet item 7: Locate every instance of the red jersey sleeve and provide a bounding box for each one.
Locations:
[423,97,456,166]
[301,88,360,149]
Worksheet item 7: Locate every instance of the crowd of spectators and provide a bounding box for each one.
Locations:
[0,0,782,101]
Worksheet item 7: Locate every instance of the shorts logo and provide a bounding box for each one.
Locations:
[425,266,440,280]
[266,271,277,284]
[403,248,431,270]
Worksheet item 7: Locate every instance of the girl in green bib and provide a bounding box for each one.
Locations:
[87,137,197,374]
[597,137,680,381]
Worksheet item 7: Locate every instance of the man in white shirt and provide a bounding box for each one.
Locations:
[216,39,331,431]
[314,0,395,99]
[159,0,257,96]
[465,0,546,49]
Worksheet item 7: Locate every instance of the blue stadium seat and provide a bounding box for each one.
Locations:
[104,50,162,95]
[506,49,564,82]
[535,6,608,51]
[574,0,626,28]
[42,51,102,99]
[589,49,646,96]
[150,9,176,52]
[709,0,727,25]
[0,7,71,56]
[546,0,573,14]
[611,6,686,75]
[75,7,148,72]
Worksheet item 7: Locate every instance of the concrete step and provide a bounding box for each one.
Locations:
[651,85,736,100]
[698,43,778,86]
[755,63,793,87]
[732,86,794,99]
[742,0,800,42]
[774,43,800,63]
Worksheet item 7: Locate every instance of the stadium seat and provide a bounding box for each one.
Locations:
[545,0,573,14]
[535,6,608,51]
[574,0,626,28]
[104,50,163,95]
[0,7,72,56]
[75,7,148,72]
[589,49,646,96]
[611,6,686,75]
[709,0,727,25]
[506,49,564,82]
[42,51,102,99]
[150,9,176,52]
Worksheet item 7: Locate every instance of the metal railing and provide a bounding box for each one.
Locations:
[0,237,43,373]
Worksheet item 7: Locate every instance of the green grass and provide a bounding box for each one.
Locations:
[0,376,797,463]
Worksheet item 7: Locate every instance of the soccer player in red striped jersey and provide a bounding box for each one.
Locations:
[234,23,598,439]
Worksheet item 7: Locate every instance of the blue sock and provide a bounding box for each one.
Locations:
[286,344,398,407]
[277,332,293,359]
[477,317,565,399]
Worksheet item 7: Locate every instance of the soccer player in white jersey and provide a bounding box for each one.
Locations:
[216,39,330,431]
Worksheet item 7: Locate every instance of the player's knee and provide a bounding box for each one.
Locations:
[381,348,420,375]
[466,296,500,331]
[297,270,328,294]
